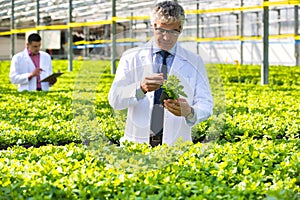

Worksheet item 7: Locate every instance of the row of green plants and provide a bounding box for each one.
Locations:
[0,61,299,148]
[0,60,299,199]
[0,138,298,199]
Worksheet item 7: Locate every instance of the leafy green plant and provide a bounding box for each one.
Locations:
[160,75,187,104]
[0,60,300,199]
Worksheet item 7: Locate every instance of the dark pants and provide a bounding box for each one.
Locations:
[149,134,163,147]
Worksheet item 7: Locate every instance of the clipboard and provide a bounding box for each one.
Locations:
[40,72,63,82]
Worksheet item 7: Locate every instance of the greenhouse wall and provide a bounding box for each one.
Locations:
[0,0,299,66]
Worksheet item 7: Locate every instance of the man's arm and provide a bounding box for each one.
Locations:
[108,56,142,110]
[9,56,31,84]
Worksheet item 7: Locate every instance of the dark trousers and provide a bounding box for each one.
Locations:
[149,134,163,147]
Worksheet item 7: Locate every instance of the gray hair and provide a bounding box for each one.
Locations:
[151,1,185,26]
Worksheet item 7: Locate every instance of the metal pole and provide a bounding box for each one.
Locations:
[83,19,88,58]
[196,3,199,54]
[104,12,109,57]
[68,0,73,71]
[256,12,260,36]
[10,0,15,58]
[240,0,244,65]
[36,0,40,31]
[295,5,299,66]
[277,9,281,35]
[111,0,116,74]
[262,0,269,85]
[217,16,221,37]
[201,16,204,38]
[130,12,134,48]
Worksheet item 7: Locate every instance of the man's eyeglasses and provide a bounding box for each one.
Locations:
[154,28,181,37]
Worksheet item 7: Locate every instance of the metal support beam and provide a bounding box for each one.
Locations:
[200,16,204,38]
[68,0,73,71]
[262,0,269,85]
[111,0,117,74]
[104,12,109,57]
[83,20,89,58]
[295,5,299,66]
[10,0,15,58]
[240,0,244,65]
[217,16,221,37]
[277,9,281,35]
[130,12,134,48]
[196,3,200,54]
[36,0,40,30]
[255,12,260,36]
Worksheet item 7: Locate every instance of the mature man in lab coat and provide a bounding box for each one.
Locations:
[10,33,56,92]
[108,1,213,146]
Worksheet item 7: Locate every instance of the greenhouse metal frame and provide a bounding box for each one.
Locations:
[0,0,299,76]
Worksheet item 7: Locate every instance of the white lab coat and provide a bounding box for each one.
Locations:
[108,40,213,145]
[10,48,53,92]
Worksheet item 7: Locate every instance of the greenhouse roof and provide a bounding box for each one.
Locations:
[0,0,264,29]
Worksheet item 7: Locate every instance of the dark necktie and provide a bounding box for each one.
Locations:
[150,50,170,135]
[160,50,169,79]
[154,50,170,104]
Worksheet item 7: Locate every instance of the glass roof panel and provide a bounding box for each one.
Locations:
[0,0,295,29]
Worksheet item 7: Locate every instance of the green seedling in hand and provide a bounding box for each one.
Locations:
[160,75,187,106]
